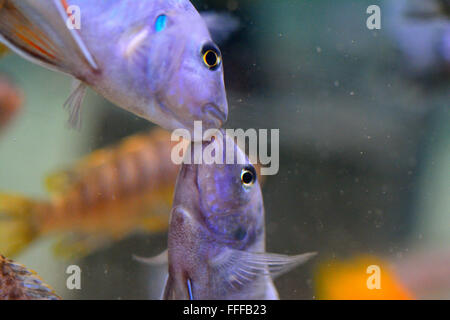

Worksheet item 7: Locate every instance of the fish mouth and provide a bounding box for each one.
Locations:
[156,95,226,134]
[202,103,227,129]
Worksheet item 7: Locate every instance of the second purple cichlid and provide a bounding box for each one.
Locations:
[138,132,316,300]
[0,0,234,133]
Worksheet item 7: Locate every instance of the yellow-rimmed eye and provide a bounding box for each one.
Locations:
[201,43,221,70]
[241,166,256,187]
[203,50,220,68]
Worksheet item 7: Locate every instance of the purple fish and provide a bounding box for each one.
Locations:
[139,132,315,300]
[0,0,229,133]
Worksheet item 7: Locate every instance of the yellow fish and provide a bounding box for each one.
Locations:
[0,255,60,300]
[315,255,414,300]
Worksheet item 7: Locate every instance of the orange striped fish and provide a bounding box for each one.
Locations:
[0,255,60,300]
[0,128,188,258]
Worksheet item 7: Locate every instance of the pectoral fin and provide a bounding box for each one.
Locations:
[210,248,317,291]
[64,80,87,130]
[133,249,168,266]
[135,249,195,300]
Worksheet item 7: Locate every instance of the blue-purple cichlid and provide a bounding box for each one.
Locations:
[139,132,316,300]
[0,0,230,133]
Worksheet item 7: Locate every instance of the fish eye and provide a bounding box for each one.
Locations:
[201,43,221,70]
[154,14,167,32]
[241,166,256,187]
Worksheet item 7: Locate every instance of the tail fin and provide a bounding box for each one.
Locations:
[0,193,39,257]
[0,0,98,75]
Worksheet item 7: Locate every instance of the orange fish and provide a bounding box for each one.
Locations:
[0,128,188,258]
[315,255,414,300]
[0,75,23,129]
[0,255,60,300]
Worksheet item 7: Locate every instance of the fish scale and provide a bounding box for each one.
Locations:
[0,255,60,300]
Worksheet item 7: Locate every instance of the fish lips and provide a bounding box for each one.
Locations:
[201,103,228,130]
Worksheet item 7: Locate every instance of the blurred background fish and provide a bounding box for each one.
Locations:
[387,0,450,78]
[314,255,414,300]
[0,255,60,300]
[0,128,187,258]
[0,0,230,132]
[315,250,450,300]
[0,74,23,130]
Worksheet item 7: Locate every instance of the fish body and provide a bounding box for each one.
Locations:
[0,128,188,258]
[159,131,315,300]
[0,255,60,300]
[0,0,228,132]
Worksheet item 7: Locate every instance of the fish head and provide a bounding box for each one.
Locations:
[146,4,228,134]
[173,131,264,249]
